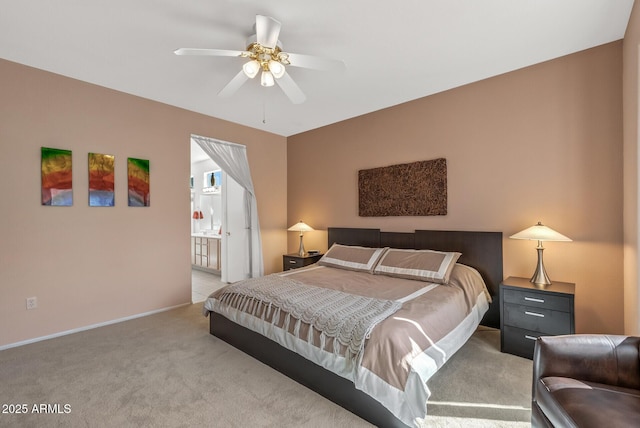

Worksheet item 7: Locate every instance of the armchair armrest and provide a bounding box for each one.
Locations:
[533,334,640,392]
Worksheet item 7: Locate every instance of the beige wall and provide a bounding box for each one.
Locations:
[288,42,624,334]
[0,59,287,348]
[624,2,640,336]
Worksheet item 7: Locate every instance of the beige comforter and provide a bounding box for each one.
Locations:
[204,263,489,426]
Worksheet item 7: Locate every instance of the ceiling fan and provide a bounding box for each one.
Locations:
[174,15,345,104]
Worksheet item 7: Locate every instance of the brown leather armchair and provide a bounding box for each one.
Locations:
[532,334,640,427]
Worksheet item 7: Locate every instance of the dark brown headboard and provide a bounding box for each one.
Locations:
[327,227,503,329]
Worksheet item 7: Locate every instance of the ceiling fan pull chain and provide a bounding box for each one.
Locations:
[262,100,267,124]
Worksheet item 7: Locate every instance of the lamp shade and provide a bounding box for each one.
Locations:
[288,221,314,233]
[509,222,571,242]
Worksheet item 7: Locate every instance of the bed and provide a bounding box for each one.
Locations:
[203,227,503,427]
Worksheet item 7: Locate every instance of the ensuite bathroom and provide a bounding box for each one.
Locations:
[190,144,223,301]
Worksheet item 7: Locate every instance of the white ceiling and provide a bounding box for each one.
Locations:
[0,1,634,137]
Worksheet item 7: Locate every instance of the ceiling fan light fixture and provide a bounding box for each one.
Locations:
[261,70,275,87]
[175,14,343,104]
[268,60,285,79]
[242,60,260,79]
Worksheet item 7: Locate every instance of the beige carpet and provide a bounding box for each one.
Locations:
[0,304,531,427]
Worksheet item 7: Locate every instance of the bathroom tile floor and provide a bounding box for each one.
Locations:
[192,269,227,303]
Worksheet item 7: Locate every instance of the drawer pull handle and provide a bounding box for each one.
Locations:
[525,311,545,318]
[525,335,538,341]
[524,297,544,303]
[289,260,297,264]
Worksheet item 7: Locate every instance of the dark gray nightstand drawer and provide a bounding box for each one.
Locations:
[502,288,572,312]
[503,303,572,335]
[283,253,323,271]
[502,325,543,359]
[284,257,302,268]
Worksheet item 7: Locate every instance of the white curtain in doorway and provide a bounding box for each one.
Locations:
[191,135,264,278]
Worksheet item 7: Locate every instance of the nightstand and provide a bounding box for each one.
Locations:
[500,276,575,359]
[282,253,323,271]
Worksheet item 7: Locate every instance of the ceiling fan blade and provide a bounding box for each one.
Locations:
[275,72,306,104]
[255,15,281,48]
[174,48,245,57]
[285,52,346,71]
[218,70,249,98]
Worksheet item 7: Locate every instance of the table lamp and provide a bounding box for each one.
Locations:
[510,221,572,286]
[288,221,314,256]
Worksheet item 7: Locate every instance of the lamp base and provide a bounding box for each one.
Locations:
[297,234,305,256]
[530,247,552,287]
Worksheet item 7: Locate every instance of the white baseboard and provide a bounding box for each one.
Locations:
[0,302,192,351]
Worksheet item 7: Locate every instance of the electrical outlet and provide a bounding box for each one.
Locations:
[26,297,37,310]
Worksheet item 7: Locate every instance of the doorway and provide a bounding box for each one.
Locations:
[190,136,260,300]
[190,141,224,302]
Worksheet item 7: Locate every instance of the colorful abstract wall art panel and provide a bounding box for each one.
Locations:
[127,157,150,207]
[41,147,73,206]
[88,153,115,206]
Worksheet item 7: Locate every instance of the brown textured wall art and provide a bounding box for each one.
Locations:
[358,158,447,216]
